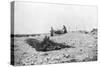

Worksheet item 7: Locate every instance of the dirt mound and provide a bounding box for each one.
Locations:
[50,32,95,46]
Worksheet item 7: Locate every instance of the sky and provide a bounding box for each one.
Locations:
[14,1,97,34]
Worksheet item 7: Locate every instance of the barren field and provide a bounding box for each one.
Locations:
[12,32,97,66]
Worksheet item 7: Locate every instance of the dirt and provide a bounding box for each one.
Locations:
[12,32,97,66]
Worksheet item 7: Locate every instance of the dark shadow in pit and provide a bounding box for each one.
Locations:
[25,36,74,52]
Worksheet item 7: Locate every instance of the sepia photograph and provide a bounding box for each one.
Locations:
[11,1,98,66]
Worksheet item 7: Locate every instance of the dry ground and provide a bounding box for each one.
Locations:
[12,32,97,66]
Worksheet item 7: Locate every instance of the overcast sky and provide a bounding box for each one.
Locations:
[14,1,97,34]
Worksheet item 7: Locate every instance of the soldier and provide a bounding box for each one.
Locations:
[63,25,67,33]
[50,27,54,36]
